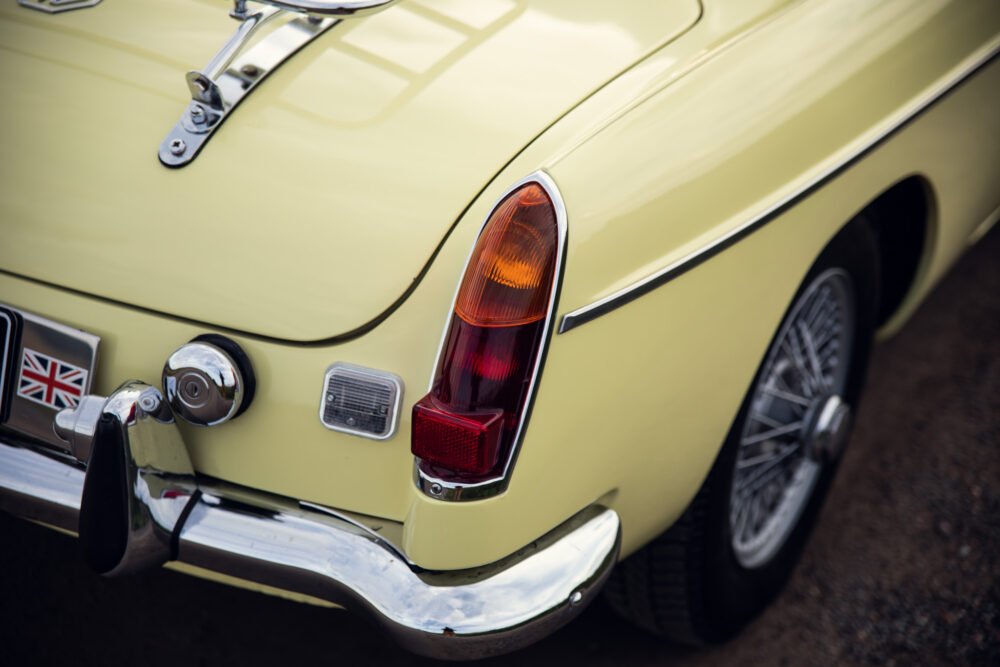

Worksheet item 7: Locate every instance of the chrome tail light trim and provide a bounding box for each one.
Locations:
[414,169,568,501]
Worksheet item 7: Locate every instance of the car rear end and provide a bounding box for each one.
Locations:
[0,0,703,658]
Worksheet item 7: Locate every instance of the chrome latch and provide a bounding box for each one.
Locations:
[158,0,398,168]
[18,0,102,14]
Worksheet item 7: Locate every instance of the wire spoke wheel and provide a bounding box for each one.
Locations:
[729,268,855,569]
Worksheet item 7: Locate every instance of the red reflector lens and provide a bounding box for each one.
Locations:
[412,400,503,476]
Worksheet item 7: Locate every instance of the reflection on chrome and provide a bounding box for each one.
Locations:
[180,501,619,658]
[250,0,398,17]
[0,397,621,659]
[163,342,248,426]
[75,381,199,576]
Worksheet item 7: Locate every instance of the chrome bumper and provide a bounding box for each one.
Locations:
[0,412,620,660]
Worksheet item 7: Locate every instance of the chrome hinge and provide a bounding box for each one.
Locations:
[18,0,102,13]
[158,0,397,168]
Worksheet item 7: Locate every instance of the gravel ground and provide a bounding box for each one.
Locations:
[2,227,998,667]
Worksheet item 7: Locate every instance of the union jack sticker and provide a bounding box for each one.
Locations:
[17,347,88,410]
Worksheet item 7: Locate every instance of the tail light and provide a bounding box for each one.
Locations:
[412,173,565,497]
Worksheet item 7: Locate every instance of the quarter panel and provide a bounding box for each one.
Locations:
[554,0,1000,321]
[401,0,1000,567]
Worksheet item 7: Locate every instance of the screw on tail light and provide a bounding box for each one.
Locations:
[412,172,566,500]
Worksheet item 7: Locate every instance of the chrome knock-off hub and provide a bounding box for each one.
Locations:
[803,394,852,463]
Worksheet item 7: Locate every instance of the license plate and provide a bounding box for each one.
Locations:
[0,303,99,447]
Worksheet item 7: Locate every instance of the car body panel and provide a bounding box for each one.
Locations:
[550,0,1000,327]
[403,60,1000,568]
[1,0,998,578]
[0,0,700,341]
[400,0,997,568]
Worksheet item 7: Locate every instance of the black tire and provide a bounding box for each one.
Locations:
[604,218,880,644]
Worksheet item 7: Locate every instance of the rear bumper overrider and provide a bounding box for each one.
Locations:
[0,380,620,661]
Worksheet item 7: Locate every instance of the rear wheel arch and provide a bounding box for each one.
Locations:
[604,214,882,644]
[861,175,936,327]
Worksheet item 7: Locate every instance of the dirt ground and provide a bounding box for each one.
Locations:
[2,227,998,667]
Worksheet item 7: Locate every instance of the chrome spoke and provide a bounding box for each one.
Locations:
[732,498,751,542]
[802,289,827,331]
[743,496,761,542]
[780,335,814,398]
[761,384,811,407]
[736,442,800,470]
[741,421,803,447]
[813,317,841,351]
[807,297,836,337]
[734,444,799,493]
[798,322,827,391]
[749,411,784,429]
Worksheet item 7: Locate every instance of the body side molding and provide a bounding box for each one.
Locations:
[558,42,1000,334]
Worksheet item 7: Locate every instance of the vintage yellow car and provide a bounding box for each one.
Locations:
[1,0,998,659]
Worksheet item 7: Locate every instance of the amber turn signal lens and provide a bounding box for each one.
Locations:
[454,184,558,327]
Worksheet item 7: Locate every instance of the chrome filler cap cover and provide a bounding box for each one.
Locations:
[163,336,255,426]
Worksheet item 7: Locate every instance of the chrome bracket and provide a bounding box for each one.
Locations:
[159,5,333,167]
[158,0,397,167]
[18,0,102,14]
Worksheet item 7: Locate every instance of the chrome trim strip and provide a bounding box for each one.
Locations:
[17,0,101,14]
[253,0,397,17]
[415,170,568,501]
[558,41,1000,334]
[0,441,83,532]
[0,434,620,660]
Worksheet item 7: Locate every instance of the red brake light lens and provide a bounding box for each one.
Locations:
[412,181,561,481]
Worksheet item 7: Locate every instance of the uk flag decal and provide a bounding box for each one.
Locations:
[17,348,88,410]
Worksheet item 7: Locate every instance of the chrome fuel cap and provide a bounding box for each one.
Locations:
[163,336,255,426]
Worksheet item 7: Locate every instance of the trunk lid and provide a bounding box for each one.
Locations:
[0,0,700,341]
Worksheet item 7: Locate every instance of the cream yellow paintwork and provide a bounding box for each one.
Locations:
[404,0,1000,568]
[1,0,999,580]
[0,0,699,340]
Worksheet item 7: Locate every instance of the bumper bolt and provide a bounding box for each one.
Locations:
[139,394,160,412]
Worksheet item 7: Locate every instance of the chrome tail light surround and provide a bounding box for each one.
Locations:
[413,170,568,501]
